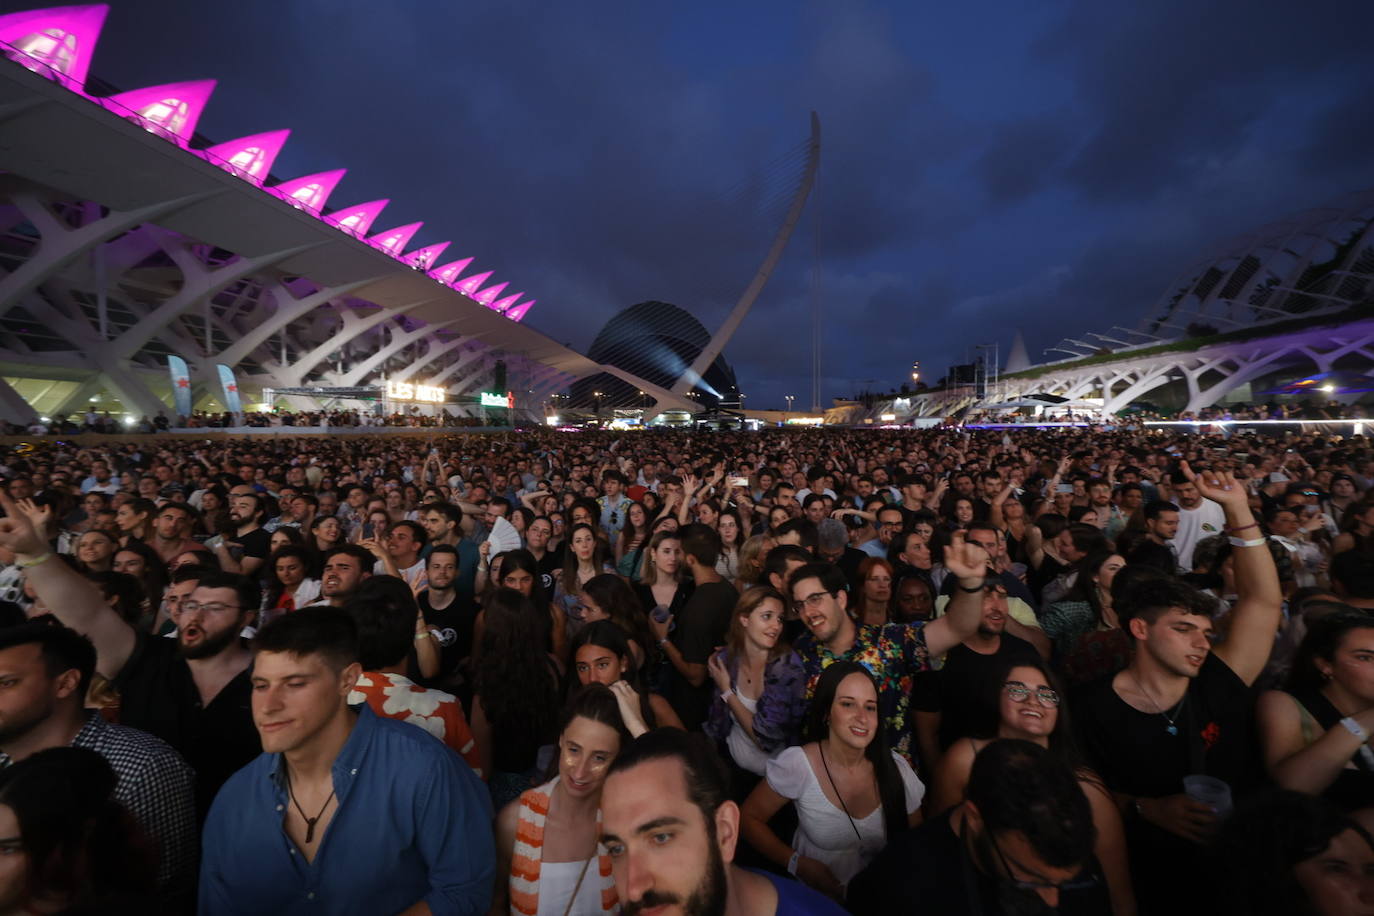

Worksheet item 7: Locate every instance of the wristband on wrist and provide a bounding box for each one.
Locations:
[787,851,801,876]
[1228,536,1267,548]
[1226,522,1260,534]
[1341,716,1370,742]
[16,552,51,568]
[956,578,985,593]
[414,630,432,642]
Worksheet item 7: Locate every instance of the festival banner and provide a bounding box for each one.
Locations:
[167,355,192,418]
[215,364,243,415]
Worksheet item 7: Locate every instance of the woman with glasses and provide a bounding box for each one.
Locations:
[741,661,923,902]
[929,657,1135,916]
[492,684,630,916]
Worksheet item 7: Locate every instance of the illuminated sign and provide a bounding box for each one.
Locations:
[880,413,897,421]
[480,391,513,408]
[385,379,445,403]
[785,416,825,426]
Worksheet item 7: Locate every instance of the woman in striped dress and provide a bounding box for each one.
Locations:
[493,684,631,915]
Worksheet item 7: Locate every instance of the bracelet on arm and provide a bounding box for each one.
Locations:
[956,578,985,593]
[1228,536,1268,548]
[1341,716,1370,743]
[1226,522,1260,534]
[16,552,51,569]
[787,850,801,876]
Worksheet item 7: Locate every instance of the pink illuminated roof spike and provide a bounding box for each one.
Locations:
[403,241,449,269]
[368,222,423,256]
[0,4,108,90]
[200,129,290,186]
[453,270,493,297]
[102,79,217,147]
[505,300,535,322]
[474,281,508,307]
[491,292,522,313]
[429,257,474,285]
[268,169,347,213]
[324,199,389,237]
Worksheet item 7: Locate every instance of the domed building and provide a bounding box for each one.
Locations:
[570,301,738,409]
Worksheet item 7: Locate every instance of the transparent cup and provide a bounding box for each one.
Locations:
[1183,775,1233,819]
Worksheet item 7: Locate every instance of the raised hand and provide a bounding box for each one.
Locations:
[0,490,49,556]
[14,498,54,537]
[1179,461,1248,512]
[943,530,991,583]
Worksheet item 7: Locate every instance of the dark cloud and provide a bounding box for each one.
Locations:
[77,0,1374,409]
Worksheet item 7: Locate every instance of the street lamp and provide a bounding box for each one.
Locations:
[785,395,794,414]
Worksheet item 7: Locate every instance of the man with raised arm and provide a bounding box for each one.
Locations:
[0,490,260,814]
[1074,462,1282,916]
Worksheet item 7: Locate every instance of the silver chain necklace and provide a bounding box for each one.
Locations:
[1129,670,1185,737]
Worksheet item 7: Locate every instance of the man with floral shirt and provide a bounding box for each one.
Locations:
[343,593,481,777]
[756,533,988,767]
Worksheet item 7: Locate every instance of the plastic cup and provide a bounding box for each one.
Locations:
[1183,775,1233,818]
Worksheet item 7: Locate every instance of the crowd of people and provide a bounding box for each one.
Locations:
[0,425,1372,914]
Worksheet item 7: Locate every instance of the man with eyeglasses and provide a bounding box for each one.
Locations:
[850,739,1106,914]
[759,533,989,767]
[0,492,261,815]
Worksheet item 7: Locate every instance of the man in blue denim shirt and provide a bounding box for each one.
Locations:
[200,608,494,915]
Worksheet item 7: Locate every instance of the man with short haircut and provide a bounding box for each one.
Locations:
[865,505,906,559]
[760,534,988,765]
[0,496,261,814]
[344,590,481,775]
[0,622,197,903]
[650,524,738,731]
[150,502,199,563]
[600,729,845,916]
[417,544,477,683]
[370,520,428,593]
[801,493,828,526]
[200,608,494,915]
[158,565,210,637]
[420,501,480,601]
[1075,465,1281,916]
[215,492,272,576]
[1168,470,1227,572]
[849,740,1105,913]
[81,459,120,495]
[315,544,374,607]
[772,518,816,553]
[598,469,630,546]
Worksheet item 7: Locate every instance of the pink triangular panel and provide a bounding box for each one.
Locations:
[201,129,290,186]
[368,221,423,255]
[474,281,508,307]
[429,257,473,285]
[103,79,217,147]
[404,241,450,269]
[505,300,535,322]
[453,270,493,296]
[491,292,522,313]
[0,4,108,90]
[324,198,389,237]
[268,168,348,213]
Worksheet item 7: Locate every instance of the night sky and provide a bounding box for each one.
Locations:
[87,0,1374,409]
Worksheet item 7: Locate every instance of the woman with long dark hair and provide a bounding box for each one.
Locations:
[1040,550,1130,686]
[580,573,654,667]
[568,621,682,735]
[1257,609,1374,815]
[472,587,563,810]
[309,514,343,556]
[714,508,744,584]
[114,497,155,546]
[554,524,614,641]
[632,530,691,623]
[0,746,156,913]
[492,685,631,916]
[740,661,922,901]
[929,656,1135,916]
[263,545,321,619]
[111,541,167,631]
[851,557,896,626]
[613,501,650,580]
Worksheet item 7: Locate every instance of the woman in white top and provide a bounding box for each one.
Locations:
[492,684,630,915]
[713,509,744,584]
[741,660,923,902]
[704,587,800,778]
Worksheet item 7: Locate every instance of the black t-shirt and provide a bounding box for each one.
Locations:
[418,590,477,679]
[112,632,260,817]
[1028,554,1067,603]
[913,634,1041,749]
[1074,653,1261,915]
[534,547,562,597]
[235,525,272,561]
[848,811,1110,916]
[662,580,737,731]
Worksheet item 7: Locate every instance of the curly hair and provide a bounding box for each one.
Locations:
[474,587,560,765]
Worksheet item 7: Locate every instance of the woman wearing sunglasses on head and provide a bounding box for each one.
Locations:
[929,657,1136,916]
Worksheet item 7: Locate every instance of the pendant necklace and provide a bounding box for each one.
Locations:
[1129,670,1185,737]
[284,767,336,844]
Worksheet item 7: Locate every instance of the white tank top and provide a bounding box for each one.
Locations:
[535,858,603,916]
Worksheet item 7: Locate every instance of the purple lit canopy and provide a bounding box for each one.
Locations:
[369,221,423,255]
[0,3,108,90]
[201,128,289,186]
[269,168,348,213]
[324,198,390,237]
[102,78,216,147]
